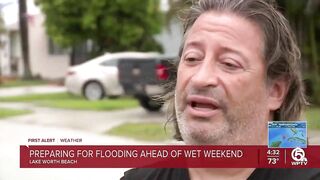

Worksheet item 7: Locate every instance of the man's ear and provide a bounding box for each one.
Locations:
[268,77,289,111]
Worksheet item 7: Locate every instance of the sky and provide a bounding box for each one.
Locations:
[0,0,42,26]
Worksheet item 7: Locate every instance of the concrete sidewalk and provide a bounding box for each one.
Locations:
[0,85,66,97]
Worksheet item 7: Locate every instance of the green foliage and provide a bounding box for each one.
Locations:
[107,122,173,141]
[0,108,32,119]
[0,93,139,111]
[36,0,163,54]
[0,79,47,88]
[37,0,88,47]
[306,107,320,130]
[278,0,320,104]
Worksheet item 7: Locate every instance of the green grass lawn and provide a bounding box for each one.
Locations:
[306,107,320,130]
[0,108,32,119]
[107,122,173,142]
[0,79,47,88]
[0,93,139,111]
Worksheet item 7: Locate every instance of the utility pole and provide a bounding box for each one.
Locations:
[19,0,32,79]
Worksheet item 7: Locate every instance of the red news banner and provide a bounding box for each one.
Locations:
[20,145,320,168]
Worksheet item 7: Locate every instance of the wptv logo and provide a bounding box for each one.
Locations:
[291,147,308,166]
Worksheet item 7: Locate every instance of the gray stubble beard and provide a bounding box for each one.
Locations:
[174,90,268,145]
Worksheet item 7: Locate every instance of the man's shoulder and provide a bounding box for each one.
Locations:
[249,168,320,180]
[120,168,189,180]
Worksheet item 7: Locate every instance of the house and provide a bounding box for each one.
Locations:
[0,0,182,80]
[1,0,71,80]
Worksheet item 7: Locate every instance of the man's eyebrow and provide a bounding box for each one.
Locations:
[220,46,248,63]
[183,40,203,50]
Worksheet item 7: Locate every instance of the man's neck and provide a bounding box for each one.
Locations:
[188,168,255,180]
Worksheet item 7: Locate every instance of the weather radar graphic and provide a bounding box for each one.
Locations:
[268,121,307,148]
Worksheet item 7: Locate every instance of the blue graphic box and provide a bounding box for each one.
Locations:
[268,121,307,148]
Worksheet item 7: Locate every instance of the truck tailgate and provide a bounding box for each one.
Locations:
[118,57,175,95]
[118,59,158,85]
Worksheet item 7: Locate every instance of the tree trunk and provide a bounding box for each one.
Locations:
[19,0,32,79]
[309,17,320,103]
[70,46,76,66]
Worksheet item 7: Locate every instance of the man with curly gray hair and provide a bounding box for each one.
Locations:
[121,0,320,179]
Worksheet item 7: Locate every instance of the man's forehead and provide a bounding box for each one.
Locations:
[183,11,265,60]
[187,12,262,40]
[190,12,242,34]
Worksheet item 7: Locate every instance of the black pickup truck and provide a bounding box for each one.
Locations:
[118,55,176,111]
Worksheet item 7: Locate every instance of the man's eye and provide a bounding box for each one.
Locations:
[185,57,198,62]
[223,62,238,68]
[221,60,242,71]
[183,56,202,65]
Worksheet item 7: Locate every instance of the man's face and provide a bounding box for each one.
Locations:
[175,12,271,145]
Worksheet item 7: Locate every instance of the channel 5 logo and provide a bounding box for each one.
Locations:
[291,147,308,166]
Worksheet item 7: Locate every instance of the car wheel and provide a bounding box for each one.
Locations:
[137,96,163,112]
[83,81,105,101]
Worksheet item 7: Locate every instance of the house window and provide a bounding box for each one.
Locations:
[48,38,68,55]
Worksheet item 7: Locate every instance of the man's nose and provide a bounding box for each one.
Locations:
[190,58,219,88]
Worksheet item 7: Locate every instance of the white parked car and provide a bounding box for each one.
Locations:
[65,52,159,100]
